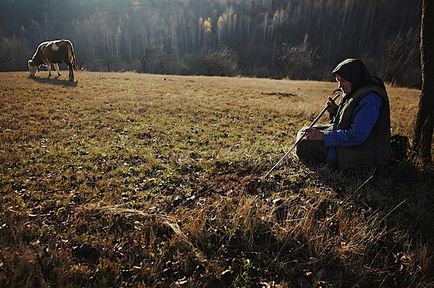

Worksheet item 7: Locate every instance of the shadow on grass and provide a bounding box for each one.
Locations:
[30,76,78,87]
[1,158,432,287]
[367,162,434,240]
[286,161,434,286]
[298,160,434,240]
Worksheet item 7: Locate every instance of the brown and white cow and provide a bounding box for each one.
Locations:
[28,39,77,81]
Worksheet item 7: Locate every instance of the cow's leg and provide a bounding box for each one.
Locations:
[54,63,61,77]
[47,64,52,78]
[68,64,74,81]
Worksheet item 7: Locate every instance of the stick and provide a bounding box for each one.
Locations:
[339,167,377,207]
[379,198,408,223]
[263,90,341,179]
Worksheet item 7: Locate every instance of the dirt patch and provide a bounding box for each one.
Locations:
[261,92,298,98]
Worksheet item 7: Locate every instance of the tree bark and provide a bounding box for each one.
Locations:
[413,0,434,163]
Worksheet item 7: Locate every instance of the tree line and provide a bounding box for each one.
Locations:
[0,0,421,87]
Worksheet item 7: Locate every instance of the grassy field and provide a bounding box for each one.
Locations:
[0,71,433,287]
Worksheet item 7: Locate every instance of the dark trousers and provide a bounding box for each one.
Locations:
[295,124,332,164]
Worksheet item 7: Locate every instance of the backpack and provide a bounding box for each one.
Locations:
[390,134,409,162]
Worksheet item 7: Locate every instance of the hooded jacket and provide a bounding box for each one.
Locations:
[331,59,391,169]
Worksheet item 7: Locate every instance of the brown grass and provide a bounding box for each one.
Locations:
[0,71,433,287]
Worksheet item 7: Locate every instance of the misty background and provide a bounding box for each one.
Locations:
[0,0,421,87]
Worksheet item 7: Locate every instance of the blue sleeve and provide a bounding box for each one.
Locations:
[323,92,382,148]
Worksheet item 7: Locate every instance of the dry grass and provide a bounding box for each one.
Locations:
[0,71,433,287]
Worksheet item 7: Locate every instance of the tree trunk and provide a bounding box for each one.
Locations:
[413,0,434,163]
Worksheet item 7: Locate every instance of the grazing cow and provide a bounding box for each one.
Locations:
[28,39,77,81]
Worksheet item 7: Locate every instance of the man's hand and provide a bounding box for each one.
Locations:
[304,128,325,141]
[326,96,339,116]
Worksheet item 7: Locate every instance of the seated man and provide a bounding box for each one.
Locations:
[296,58,391,169]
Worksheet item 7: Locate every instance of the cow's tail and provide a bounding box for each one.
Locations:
[66,40,78,71]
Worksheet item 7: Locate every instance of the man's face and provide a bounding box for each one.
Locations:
[335,74,352,94]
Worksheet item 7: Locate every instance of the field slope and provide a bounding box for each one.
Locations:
[0,71,433,287]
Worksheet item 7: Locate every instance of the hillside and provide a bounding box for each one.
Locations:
[0,71,432,287]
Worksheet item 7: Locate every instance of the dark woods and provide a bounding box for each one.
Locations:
[0,0,421,87]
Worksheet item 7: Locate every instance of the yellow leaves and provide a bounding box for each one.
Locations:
[199,17,213,33]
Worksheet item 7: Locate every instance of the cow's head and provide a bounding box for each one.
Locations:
[28,59,37,77]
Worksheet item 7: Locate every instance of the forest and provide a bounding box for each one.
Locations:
[0,0,422,87]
